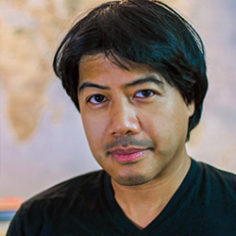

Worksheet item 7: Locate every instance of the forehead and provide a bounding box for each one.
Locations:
[78,53,165,85]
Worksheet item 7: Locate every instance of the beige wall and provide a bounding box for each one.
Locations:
[0,0,236,200]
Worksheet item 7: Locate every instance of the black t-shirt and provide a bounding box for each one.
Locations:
[7,159,236,235]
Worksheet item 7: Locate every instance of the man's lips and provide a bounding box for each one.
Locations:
[108,147,148,163]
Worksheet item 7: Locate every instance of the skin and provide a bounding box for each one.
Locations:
[78,53,194,228]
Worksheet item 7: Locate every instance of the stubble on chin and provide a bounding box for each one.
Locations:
[113,174,152,186]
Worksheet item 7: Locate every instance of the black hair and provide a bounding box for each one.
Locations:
[53,0,208,140]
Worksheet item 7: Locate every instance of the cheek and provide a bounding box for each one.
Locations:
[81,113,107,150]
[141,107,188,147]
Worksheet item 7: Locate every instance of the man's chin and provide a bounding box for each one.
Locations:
[113,174,152,186]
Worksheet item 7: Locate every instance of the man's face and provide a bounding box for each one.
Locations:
[78,53,194,186]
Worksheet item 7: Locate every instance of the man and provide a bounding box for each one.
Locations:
[7,0,236,235]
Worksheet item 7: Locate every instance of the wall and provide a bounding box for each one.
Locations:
[0,0,236,201]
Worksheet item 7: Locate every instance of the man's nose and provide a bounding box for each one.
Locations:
[109,98,141,137]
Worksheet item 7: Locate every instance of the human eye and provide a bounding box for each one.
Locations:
[134,89,156,98]
[87,94,107,104]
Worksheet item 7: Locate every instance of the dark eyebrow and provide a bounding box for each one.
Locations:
[78,82,110,92]
[78,76,163,93]
[123,76,164,88]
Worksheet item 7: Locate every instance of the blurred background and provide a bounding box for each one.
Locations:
[0,0,236,234]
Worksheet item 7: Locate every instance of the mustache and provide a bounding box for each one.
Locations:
[105,137,155,153]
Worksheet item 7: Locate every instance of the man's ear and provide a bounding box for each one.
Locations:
[187,101,195,117]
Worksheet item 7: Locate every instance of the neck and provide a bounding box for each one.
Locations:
[111,154,191,228]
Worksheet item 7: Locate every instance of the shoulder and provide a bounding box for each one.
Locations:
[18,169,106,219]
[7,170,106,235]
[189,160,236,232]
[195,160,236,202]
[198,161,236,184]
[23,169,105,207]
